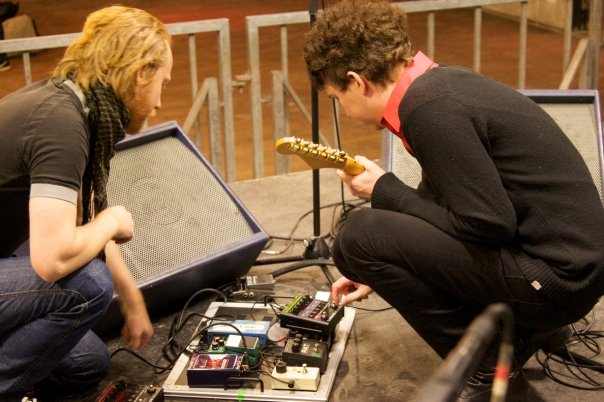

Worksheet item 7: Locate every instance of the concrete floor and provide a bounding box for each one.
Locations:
[86,169,604,402]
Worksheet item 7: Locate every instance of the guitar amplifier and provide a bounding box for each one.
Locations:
[94,121,269,336]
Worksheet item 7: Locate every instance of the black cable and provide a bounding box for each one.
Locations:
[257,197,366,259]
[109,287,250,378]
[328,200,368,240]
[534,306,604,391]
[351,305,394,312]
[111,316,204,374]
[251,369,294,387]
[163,312,209,363]
[331,97,349,220]
[258,204,332,257]
[269,258,332,278]
[110,347,171,370]
[174,288,228,330]
[267,235,308,242]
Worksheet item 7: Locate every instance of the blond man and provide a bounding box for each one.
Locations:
[0,6,172,399]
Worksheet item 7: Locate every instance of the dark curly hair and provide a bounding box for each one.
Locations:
[303,0,414,91]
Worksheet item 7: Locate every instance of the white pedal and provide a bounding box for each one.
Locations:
[271,363,321,391]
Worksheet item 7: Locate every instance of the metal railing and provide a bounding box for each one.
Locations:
[1,1,601,180]
[0,18,237,181]
[248,0,532,178]
[250,0,602,177]
[560,0,602,89]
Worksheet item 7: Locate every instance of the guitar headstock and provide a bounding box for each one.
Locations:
[275,136,365,175]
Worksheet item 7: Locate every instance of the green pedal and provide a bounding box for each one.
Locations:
[207,335,260,366]
[207,336,227,354]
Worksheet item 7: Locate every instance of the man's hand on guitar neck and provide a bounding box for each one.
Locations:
[336,155,385,200]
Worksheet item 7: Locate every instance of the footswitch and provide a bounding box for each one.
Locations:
[270,362,321,391]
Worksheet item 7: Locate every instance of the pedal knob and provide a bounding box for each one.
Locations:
[276,360,287,374]
[292,340,301,353]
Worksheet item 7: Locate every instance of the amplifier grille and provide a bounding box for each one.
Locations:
[107,136,254,282]
[540,103,601,198]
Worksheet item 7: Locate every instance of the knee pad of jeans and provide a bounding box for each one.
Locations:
[66,260,114,313]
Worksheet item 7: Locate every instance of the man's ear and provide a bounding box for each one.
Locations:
[136,67,150,85]
[346,71,368,94]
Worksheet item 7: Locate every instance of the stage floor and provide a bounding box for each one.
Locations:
[91,169,604,402]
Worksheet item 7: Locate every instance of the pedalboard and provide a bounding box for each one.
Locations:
[278,291,344,337]
[271,362,321,391]
[95,380,164,402]
[187,353,243,387]
[282,332,330,373]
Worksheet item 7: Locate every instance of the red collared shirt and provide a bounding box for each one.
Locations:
[380,52,438,154]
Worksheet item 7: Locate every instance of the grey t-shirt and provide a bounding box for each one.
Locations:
[0,78,89,257]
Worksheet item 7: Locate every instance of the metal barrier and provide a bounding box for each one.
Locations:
[0,1,601,180]
[247,0,532,177]
[249,0,602,177]
[0,19,236,181]
[560,0,602,90]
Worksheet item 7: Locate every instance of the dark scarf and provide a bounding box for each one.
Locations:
[80,83,131,228]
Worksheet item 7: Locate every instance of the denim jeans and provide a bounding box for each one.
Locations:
[0,257,113,400]
[332,209,596,360]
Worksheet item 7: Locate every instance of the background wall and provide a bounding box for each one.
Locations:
[486,0,570,31]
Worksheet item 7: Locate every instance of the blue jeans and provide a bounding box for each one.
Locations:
[0,257,113,400]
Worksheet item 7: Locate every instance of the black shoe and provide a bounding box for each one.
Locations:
[457,369,529,402]
[514,325,572,368]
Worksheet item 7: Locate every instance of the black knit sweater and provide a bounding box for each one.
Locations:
[372,66,604,306]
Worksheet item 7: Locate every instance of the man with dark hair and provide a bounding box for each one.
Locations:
[304,1,604,401]
[0,6,172,400]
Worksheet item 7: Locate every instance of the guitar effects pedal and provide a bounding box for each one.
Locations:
[95,380,164,402]
[282,332,330,373]
[278,291,344,337]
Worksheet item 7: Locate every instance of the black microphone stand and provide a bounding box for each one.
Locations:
[253,0,333,283]
[412,303,515,402]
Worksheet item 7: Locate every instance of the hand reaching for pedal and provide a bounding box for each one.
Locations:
[331,276,373,306]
